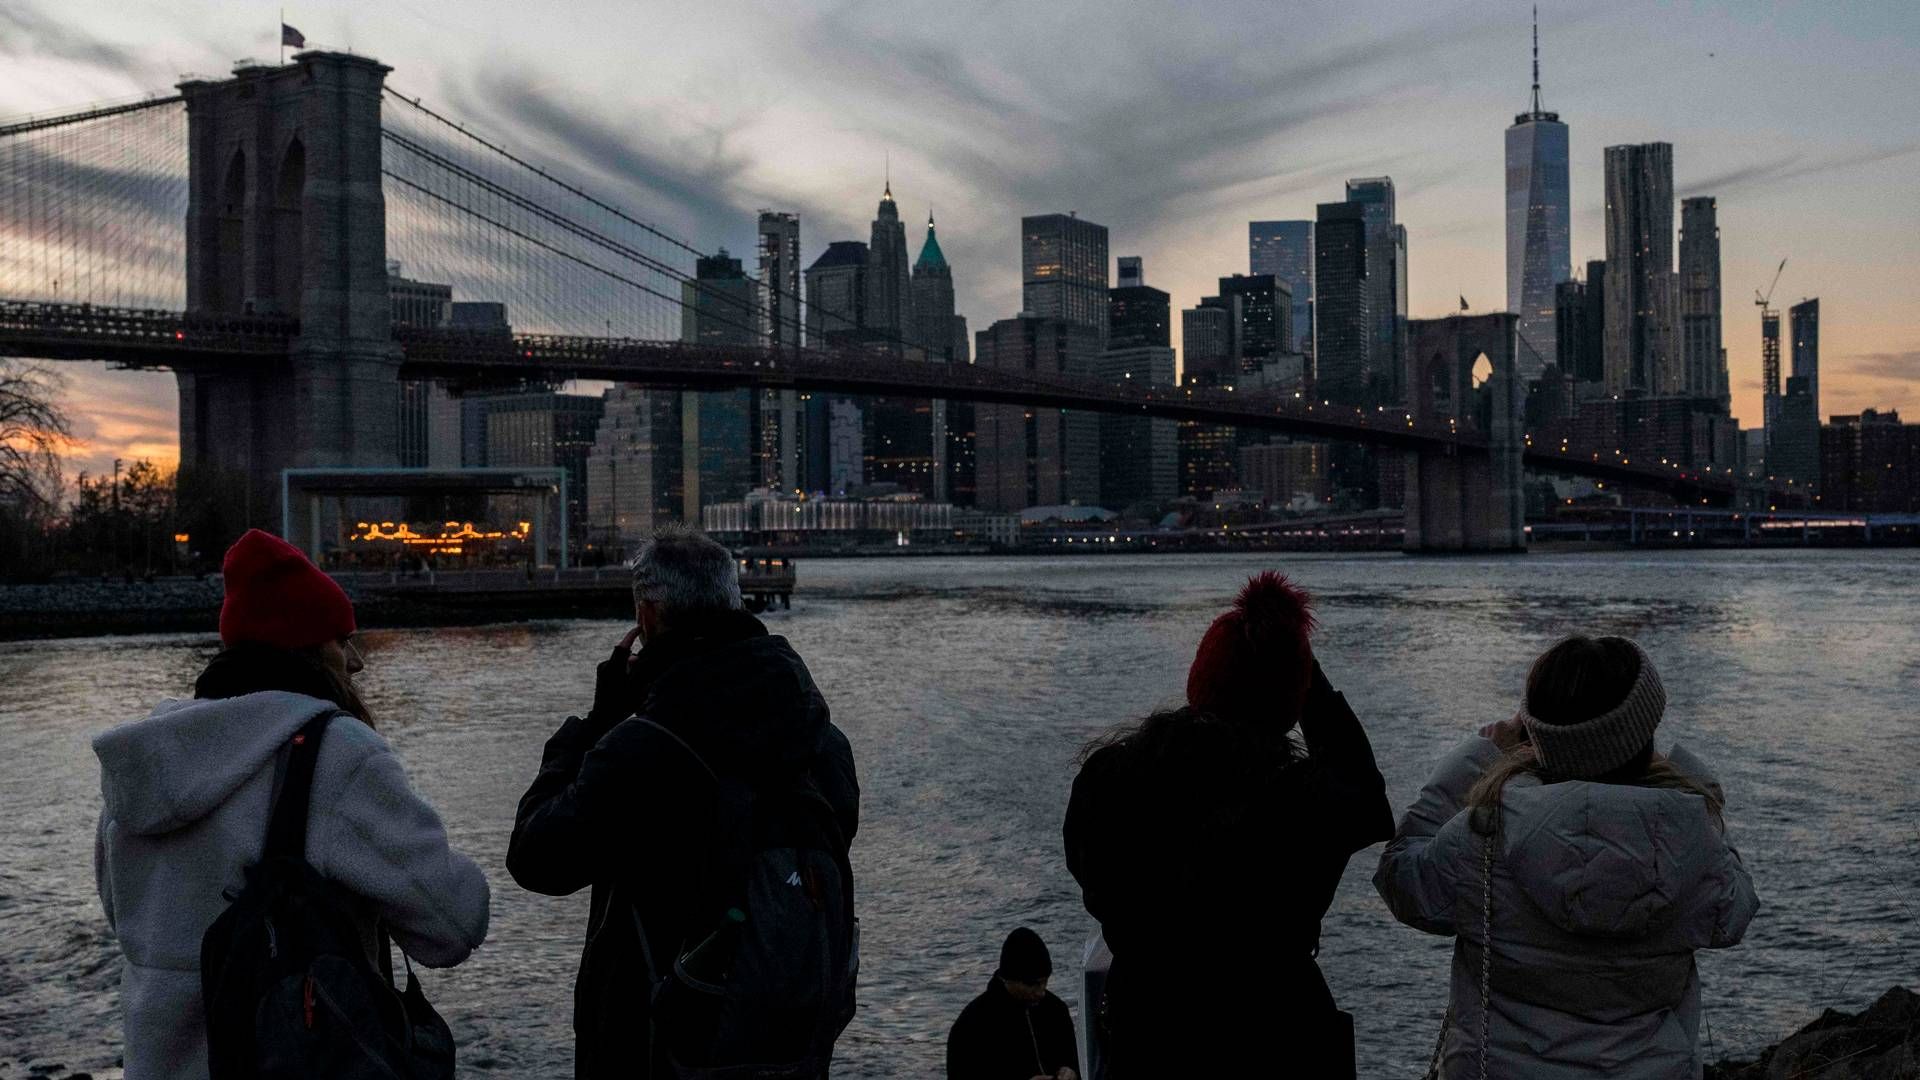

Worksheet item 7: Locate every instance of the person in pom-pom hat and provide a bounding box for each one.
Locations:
[90,529,492,1077]
[1062,571,1392,1079]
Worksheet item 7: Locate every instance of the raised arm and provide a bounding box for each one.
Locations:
[1295,660,1394,853]
[1371,734,1503,935]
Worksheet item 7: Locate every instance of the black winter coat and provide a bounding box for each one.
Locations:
[507,611,859,1079]
[1061,665,1391,1077]
[946,978,1079,1080]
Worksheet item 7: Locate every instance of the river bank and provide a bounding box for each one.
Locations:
[1705,986,1917,1078]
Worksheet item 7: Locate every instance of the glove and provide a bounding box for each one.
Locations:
[587,643,637,729]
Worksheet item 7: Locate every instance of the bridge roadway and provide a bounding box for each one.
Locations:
[0,299,1744,502]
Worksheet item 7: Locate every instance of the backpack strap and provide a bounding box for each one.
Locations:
[263,710,336,860]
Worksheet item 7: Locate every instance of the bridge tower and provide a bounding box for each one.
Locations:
[1403,313,1527,551]
[176,52,399,533]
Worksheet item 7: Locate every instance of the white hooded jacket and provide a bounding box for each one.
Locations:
[1374,736,1759,1079]
[93,690,491,1079]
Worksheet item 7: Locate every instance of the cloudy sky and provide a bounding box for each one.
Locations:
[4,0,1916,479]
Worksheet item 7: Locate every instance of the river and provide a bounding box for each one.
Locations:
[2,550,1916,1076]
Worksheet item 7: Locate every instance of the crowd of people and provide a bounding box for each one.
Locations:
[88,525,1758,1078]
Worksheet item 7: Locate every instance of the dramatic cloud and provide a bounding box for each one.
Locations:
[1679,142,1920,198]
[1838,350,1920,385]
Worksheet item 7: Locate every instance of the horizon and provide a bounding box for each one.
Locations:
[4,0,1916,481]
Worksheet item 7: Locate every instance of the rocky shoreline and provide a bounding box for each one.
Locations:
[1705,986,1917,1079]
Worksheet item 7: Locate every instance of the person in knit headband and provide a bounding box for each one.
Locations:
[1373,635,1759,1078]
[1063,571,1393,1078]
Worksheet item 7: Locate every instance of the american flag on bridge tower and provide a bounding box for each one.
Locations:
[281,23,305,48]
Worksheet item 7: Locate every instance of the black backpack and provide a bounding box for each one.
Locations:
[200,711,456,1080]
[629,718,858,1080]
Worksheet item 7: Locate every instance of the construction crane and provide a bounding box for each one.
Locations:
[1755,258,1787,399]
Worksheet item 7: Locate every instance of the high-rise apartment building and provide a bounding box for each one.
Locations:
[802,241,870,493]
[1678,197,1727,406]
[681,250,758,347]
[1346,178,1406,402]
[1181,304,1234,386]
[587,386,685,547]
[1553,259,1606,385]
[678,250,758,508]
[1821,410,1920,513]
[1094,345,1178,509]
[1216,273,1290,372]
[867,200,943,497]
[1022,213,1110,340]
[972,316,1102,511]
[1249,220,1313,354]
[1791,297,1820,418]
[757,211,803,492]
[1109,256,1170,350]
[1313,200,1373,405]
[1505,14,1571,378]
[1602,142,1676,396]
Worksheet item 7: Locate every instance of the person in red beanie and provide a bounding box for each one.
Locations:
[1063,571,1392,1079]
[91,529,491,1077]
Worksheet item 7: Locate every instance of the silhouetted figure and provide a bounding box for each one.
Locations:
[1064,572,1391,1077]
[947,927,1080,1080]
[1375,635,1759,1078]
[509,525,859,1079]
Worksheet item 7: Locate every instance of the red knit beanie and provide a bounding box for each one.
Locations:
[219,529,356,650]
[1186,571,1317,727]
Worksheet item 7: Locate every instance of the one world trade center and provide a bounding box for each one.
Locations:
[1505,8,1570,379]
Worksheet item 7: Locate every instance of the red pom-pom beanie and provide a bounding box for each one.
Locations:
[1186,571,1317,727]
[219,529,356,650]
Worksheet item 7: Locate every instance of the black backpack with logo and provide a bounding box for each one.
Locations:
[629,718,859,1079]
[200,711,455,1079]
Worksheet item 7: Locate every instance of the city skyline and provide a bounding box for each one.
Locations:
[4,0,1915,479]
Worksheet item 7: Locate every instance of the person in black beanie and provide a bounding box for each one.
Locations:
[947,927,1080,1080]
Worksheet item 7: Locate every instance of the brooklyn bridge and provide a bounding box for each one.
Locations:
[0,51,1763,552]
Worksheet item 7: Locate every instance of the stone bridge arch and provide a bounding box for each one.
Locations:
[1402,312,1526,551]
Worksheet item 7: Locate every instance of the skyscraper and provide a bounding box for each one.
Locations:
[1094,344,1178,509]
[973,316,1102,511]
[1602,142,1676,397]
[802,241,870,493]
[1249,220,1313,354]
[1554,259,1606,385]
[1505,11,1571,378]
[757,211,803,492]
[1791,297,1820,417]
[679,250,757,510]
[910,212,957,359]
[587,385,684,548]
[865,181,915,346]
[1678,196,1727,406]
[1022,213,1110,340]
[1216,274,1289,373]
[1109,257,1170,350]
[1313,200,1373,405]
[1346,177,1406,402]
[1181,304,1233,386]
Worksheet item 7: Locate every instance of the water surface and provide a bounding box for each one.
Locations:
[2,550,1916,1075]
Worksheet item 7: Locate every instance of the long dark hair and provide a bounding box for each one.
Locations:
[194,642,372,726]
[1468,636,1720,828]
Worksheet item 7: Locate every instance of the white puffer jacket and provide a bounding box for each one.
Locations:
[93,691,491,1079]
[1374,736,1759,1079]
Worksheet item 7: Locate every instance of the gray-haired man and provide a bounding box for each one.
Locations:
[508,525,860,1078]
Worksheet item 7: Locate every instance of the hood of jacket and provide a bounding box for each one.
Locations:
[635,610,831,781]
[93,691,338,836]
[1499,776,1724,939]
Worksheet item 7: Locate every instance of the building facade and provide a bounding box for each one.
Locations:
[1554,259,1606,385]
[972,316,1102,511]
[1346,177,1407,402]
[1216,273,1289,373]
[1821,410,1919,512]
[1602,142,1677,396]
[1093,345,1178,510]
[1678,197,1726,406]
[1022,213,1110,340]
[1505,24,1571,379]
[1313,200,1373,405]
[802,240,870,494]
[483,391,605,552]
[1109,256,1170,350]
[1249,220,1314,355]
[756,211,804,492]
[586,386,685,548]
